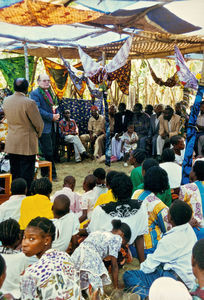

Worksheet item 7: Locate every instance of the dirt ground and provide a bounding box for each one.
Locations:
[51,158,134,195]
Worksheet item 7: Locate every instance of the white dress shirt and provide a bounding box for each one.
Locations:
[140,223,197,289]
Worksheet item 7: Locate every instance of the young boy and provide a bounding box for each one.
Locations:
[93,168,108,200]
[52,194,80,253]
[0,178,27,223]
[123,200,197,299]
[79,175,97,223]
[190,239,204,299]
[51,175,81,214]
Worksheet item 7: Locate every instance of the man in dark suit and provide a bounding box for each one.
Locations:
[133,103,150,150]
[147,104,164,157]
[30,74,59,181]
[3,78,44,193]
[112,103,133,159]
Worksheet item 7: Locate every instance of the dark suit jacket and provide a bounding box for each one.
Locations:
[114,110,133,134]
[148,114,160,138]
[30,88,53,134]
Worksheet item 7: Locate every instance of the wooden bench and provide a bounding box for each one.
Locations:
[36,161,52,182]
[0,173,12,204]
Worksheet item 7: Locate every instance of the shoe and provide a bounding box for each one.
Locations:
[81,152,90,160]
[124,162,128,167]
[76,160,81,163]
[52,177,58,182]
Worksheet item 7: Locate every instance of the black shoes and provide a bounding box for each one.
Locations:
[81,152,90,160]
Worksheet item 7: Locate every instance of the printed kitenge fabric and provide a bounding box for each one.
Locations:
[20,249,81,300]
[0,56,34,92]
[89,60,131,95]
[43,58,69,99]
[58,98,103,135]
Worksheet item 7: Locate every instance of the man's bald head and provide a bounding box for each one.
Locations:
[14,78,29,94]
[52,194,70,218]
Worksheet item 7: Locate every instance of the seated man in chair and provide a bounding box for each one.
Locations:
[59,110,89,163]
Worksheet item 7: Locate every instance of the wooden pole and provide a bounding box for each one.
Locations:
[23,42,29,82]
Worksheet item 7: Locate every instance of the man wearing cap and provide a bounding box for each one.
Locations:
[80,105,105,158]
[59,109,89,162]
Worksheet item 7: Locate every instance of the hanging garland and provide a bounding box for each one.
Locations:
[148,62,179,87]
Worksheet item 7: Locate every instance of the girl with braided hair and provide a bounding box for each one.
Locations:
[20,217,81,300]
[0,219,28,299]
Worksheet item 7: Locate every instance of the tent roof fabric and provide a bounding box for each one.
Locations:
[0,0,102,26]
[7,31,204,59]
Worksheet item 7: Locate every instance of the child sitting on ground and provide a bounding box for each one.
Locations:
[123,200,197,299]
[51,175,81,214]
[190,239,204,299]
[121,123,138,167]
[130,148,147,192]
[51,194,80,253]
[93,168,108,200]
[79,175,97,224]
[0,178,27,223]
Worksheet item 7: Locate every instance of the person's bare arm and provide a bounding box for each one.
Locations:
[135,235,145,263]
[79,209,88,223]
[111,256,119,289]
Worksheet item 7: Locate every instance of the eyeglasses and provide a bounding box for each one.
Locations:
[41,80,50,83]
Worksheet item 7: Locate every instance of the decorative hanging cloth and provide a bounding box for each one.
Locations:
[0,56,34,92]
[148,62,178,87]
[43,58,69,99]
[174,45,198,90]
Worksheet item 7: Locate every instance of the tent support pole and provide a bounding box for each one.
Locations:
[23,42,29,82]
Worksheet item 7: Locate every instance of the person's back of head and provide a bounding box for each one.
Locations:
[106,171,118,189]
[0,254,6,288]
[144,166,169,194]
[192,239,204,281]
[34,177,52,197]
[0,218,21,248]
[161,148,175,163]
[13,78,29,94]
[11,178,27,195]
[110,172,133,202]
[63,175,76,191]
[83,175,96,192]
[93,168,106,184]
[142,158,159,176]
[52,194,70,219]
[169,199,192,227]
[131,148,147,165]
[191,161,204,182]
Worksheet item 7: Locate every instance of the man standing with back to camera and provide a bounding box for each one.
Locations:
[3,78,44,194]
[30,74,59,181]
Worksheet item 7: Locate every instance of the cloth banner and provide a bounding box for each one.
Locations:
[90,60,131,95]
[0,56,34,91]
[148,62,178,87]
[43,58,69,99]
[181,85,204,184]
[78,36,132,77]
[174,46,198,90]
[58,98,103,135]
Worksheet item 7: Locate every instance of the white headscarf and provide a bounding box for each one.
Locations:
[149,277,192,300]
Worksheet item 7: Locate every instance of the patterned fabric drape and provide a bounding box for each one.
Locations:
[43,58,69,99]
[148,62,178,87]
[0,56,34,91]
[90,61,131,95]
[181,85,204,184]
[58,98,103,135]
[174,46,198,90]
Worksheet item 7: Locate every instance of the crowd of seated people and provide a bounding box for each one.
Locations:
[0,156,203,299]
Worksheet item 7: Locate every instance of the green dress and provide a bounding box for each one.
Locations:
[130,166,143,193]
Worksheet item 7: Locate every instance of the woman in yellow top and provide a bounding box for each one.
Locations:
[94,171,118,208]
[19,178,53,230]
